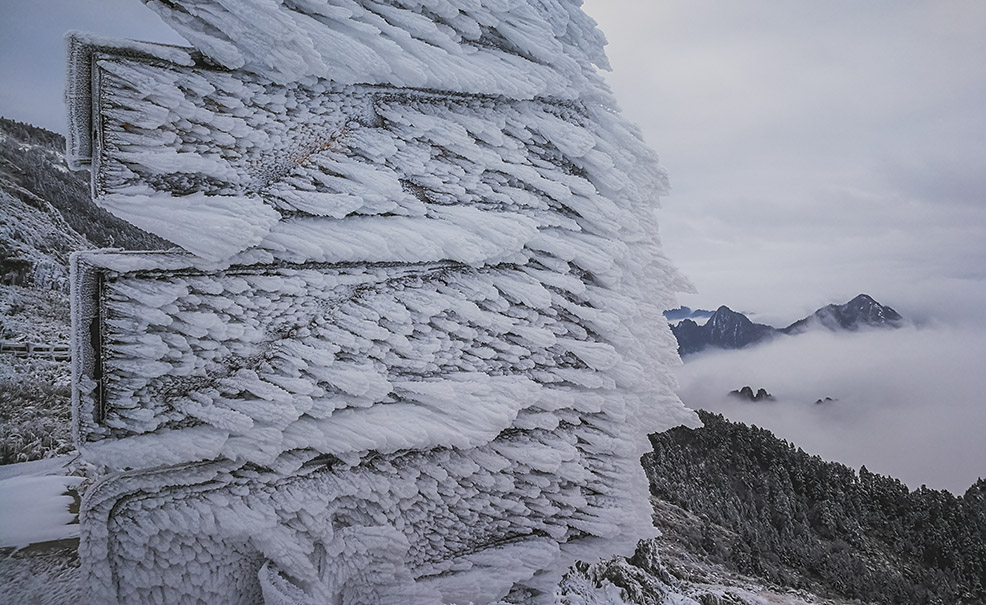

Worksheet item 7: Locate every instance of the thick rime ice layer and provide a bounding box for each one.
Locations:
[73,249,693,602]
[74,254,689,470]
[66,2,697,603]
[65,31,197,171]
[68,42,660,264]
[139,0,611,96]
[0,475,86,548]
[81,456,600,604]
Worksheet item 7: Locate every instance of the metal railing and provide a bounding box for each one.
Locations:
[0,341,70,361]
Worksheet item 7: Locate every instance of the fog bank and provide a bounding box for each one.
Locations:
[674,324,986,494]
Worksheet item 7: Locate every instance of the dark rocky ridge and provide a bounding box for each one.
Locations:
[782,293,904,335]
[670,294,904,356]
[672,305,776,356]
[663,305,715,322]
[703,305,777,349]
[729,386,774,401]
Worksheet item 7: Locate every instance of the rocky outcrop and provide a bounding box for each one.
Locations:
[728,386,775,402]
[782,294,903,335]
[670,295,905,357]
[671,306,777,355]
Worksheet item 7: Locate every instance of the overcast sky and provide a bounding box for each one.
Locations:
[584,0,986,326]
[1,1,984,491]
[2,1,984,325]
[582,1,986,492]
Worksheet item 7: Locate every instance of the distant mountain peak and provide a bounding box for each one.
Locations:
[671,294,904,357]
[706,305,762,334]
[782,293,903,335]
[662,306,714,323]
[671,305,776,356]
[728,386,775,401]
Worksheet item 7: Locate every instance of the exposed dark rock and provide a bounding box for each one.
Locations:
[663,306,715,322]
[782,293,903,335]
[672,295,905,357]
[728,386,774,401]
[671,306,777,356]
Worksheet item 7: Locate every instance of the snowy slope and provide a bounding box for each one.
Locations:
[0,133,91,291]
[0,118,173,465]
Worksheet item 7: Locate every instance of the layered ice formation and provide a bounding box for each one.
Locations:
[138,0,611,95]
[66,1,697,603]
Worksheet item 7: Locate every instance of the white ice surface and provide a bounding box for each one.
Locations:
[66,1,696,602]
[0,475,84,548]
[140,0,610,97]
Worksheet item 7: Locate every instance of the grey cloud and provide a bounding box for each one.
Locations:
[584,0,986,331]
[674,325,986,494]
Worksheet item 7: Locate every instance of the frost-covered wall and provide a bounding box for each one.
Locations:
[67,1,697,603]
[139,0,611,94]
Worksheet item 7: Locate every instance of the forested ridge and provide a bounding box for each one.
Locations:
[1,118,168,463]
[644,410,986,604]
[0,116,168,258]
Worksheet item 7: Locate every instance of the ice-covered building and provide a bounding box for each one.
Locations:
[66,1,697,602]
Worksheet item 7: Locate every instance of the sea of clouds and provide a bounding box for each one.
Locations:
[674,315,986,495]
